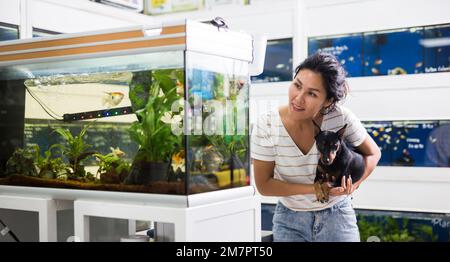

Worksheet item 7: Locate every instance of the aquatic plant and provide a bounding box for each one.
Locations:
[54,125,96,181]
[94,147,130,184]
[357,215,438,242]
[35,144,69,180]
[129,70,184,163]
[126,69,184,184]
[5,146,39,177]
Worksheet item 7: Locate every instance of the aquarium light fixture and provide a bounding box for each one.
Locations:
[63,106,133,122]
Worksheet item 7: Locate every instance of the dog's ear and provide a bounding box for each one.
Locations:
[312,120,322,136]
[337,124,347,139]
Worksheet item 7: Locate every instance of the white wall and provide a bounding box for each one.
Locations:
[305,0,450,37]
[0,0,20,25]
[151,0,294,39]
[30,0,155,33]
[0,0,156,38]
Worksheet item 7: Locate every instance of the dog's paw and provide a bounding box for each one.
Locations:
[320,183,331,202]
[314,182,325,203]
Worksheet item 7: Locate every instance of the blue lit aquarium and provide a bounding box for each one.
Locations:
[424,24,450,73]
[363,27,424,76]
[0,21,253,196]
[251,38,292,83]
[308,33,363,77]
[362,121,393,166]
[362,120,450,167]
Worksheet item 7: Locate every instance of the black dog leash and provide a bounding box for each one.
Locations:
[0,218,20,242]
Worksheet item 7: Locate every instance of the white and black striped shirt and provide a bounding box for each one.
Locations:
[251,105,368,211]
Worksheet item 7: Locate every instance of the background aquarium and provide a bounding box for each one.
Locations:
[308,23,450,77]
[362,121,393,166]
[0,26,251,196]
[251,38,292,83]
[362,120,450,167]
[308,33,363,77]
[424,24,450,73]
[261,203,450,242]
[363,28,424,76]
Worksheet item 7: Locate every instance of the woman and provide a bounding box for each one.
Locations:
[251,52,381,242]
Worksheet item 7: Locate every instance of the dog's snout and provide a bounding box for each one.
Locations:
[320,157,332,165]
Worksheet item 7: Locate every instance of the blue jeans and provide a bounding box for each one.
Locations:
[272,197,360,242]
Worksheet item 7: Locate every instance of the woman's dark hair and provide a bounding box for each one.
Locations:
[294,52,348,115]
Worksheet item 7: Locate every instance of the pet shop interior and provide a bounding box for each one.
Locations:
[0,0,449,242]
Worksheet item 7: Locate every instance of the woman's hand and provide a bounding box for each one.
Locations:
[329,176,358,196]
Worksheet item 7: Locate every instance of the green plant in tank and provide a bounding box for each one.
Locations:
[5,143,70,180]
[383,217,415,242]
[357,215,438,242]
[54,125,96,181]
[126,69,184,184]
[5,145,40,177]
[411,223,438,242]
[94,147,130,184]
[128,69,184,163]
[35,144,70,180]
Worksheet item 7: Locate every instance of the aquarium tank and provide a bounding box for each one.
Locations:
[362,120,450,167]
[0,20,253,196]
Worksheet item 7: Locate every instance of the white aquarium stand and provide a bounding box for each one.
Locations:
[74,186,261,242]
[0,185,260,242]
[0,194,73,242]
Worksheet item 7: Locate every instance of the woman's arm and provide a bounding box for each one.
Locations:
[253,159,315,196]
[354,135,381,188]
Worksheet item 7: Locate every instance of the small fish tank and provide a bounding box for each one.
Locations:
[0,20,253,196]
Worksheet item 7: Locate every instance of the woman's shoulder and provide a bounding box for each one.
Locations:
[337,105,362,122]
[331,105,359,120]
[322,105,358,130]
[333,104,350,114]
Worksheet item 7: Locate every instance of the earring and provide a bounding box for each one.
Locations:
[320,104,335,115]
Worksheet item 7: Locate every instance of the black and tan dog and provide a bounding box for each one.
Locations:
[313,121,365,203]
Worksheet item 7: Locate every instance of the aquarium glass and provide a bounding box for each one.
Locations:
[0,50,194,194]
[0,22,19,42]
[186,51,250,194]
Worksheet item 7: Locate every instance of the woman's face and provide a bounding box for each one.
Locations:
[288,69,331,121]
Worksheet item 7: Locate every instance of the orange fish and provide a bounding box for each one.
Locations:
[102,92,124,108]
[374,59,383,65]
[176,80,184,96]
[171,150,185,173]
